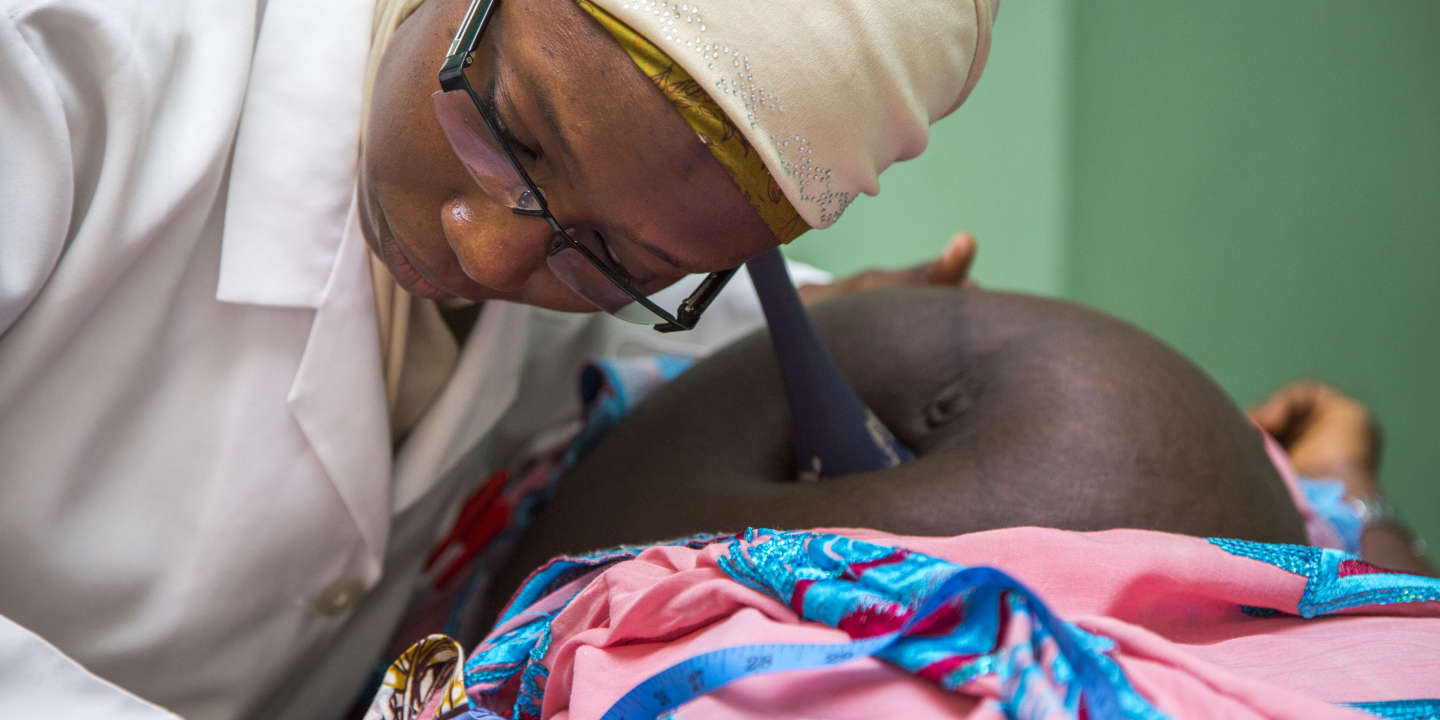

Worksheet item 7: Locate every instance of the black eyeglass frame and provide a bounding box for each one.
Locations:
[436,0,738,333]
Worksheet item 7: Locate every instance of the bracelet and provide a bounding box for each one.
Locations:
[1349,495,1429,557]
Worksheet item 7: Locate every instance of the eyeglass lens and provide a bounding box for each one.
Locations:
[431,89,538,211]
[547,230,684,323]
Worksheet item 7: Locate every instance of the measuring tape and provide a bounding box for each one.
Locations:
[598,566,1122,720]
[599,633,898,720]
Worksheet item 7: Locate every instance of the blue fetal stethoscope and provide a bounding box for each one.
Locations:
[744,248,914,479]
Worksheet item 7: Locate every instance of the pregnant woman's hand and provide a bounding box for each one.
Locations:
[1249,381,1381,499]
[796,231,977,306]
[1252,381,1433,575]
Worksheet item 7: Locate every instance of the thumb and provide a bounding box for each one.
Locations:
[927,231,978,285]
[1248,382,1323,440]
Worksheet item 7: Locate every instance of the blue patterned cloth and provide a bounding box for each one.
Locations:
[1298,477,1366,555]
[1208,538,1440,617]
[1346,699,1440,720]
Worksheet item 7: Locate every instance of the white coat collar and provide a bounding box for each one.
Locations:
[218,0,372,308]
[287,197,393,571]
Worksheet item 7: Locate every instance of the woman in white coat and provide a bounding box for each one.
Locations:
[0,0,992,717]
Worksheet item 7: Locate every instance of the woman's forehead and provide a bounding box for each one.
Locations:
[492,2,712,174]
[489,0,656,108]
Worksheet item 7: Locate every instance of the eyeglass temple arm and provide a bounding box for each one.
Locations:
[652,268,738,333]
[660,268,738,331]
[439,0,499,90]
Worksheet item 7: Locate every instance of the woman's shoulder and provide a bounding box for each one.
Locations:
[0,1,270,330]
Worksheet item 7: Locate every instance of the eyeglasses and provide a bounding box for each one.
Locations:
[433,0,738,332]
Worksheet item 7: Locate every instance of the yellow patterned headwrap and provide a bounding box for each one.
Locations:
[578,0,809,244]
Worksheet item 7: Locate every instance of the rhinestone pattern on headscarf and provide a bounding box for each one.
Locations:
[618,0,854,226]
[593,0,997,230]
[583,0,808,241]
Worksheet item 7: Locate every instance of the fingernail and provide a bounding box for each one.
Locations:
[943,242,963,266]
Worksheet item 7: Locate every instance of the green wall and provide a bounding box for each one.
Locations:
[790,1,1440,550]
[1069,0,1440,550]
[784,0,1075,295]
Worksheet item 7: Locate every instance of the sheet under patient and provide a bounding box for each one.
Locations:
[366,288,1440,720]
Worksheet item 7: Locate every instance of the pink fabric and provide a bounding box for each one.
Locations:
[480,528,1439,720]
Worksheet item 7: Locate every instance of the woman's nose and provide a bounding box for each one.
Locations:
[441,196,551,294]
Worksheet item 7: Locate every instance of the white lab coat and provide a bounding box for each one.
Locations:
[0,1,825,717]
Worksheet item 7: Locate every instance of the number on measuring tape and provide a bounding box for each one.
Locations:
[598,634,897,720]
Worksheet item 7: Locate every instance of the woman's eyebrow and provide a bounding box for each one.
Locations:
[611,226,698,273]
[631,235,689,271]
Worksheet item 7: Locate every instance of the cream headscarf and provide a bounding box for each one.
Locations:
[582,0,998,229]
[366,0,456,442]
